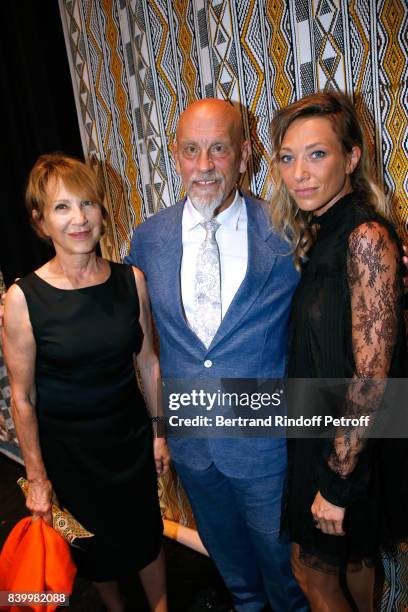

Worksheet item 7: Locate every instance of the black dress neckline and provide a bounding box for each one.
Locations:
[312,192,355,231]
[32,262,113,292]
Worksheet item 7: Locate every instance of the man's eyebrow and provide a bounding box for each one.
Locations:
[180,139,230,146]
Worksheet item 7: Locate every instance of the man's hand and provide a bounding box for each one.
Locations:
[153,438,170,476]
[311,490,345,536]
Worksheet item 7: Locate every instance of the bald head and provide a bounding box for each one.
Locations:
[176,98,245,145]
[173,99,251,216]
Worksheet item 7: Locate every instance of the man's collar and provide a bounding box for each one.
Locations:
[182,189,244,231]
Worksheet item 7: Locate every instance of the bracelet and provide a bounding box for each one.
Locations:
[151,415,166,438]
[27,478,49,484]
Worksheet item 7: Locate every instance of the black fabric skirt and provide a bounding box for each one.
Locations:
[40,421,163,582]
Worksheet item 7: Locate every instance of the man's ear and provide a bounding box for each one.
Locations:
[239,140,252,174]
[346,146,361,175]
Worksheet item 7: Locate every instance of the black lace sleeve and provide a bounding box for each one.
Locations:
[318,221,401,506]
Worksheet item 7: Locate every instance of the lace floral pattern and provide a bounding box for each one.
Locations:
[327,222,400,479]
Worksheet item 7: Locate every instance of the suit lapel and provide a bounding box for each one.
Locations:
[156,202,207,345]
[155,203,186,325]
[208,196,278,350]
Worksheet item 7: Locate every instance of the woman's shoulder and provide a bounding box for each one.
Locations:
[344,196,400,248]
[348,195,387,224]
[3,283,31,331]
[107,262,145,306]
[4,282,27,307]
[109,261,145,283]
[347,221,400,272]
[14,267,45,293]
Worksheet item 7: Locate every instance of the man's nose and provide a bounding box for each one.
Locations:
[197,149,215,173]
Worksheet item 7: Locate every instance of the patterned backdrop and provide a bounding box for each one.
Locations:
[57,1,408,606]
[58,0,408,262]
[0,270,20,462]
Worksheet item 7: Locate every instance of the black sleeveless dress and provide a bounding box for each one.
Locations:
[285,193,408,572]
[17,262,163,582]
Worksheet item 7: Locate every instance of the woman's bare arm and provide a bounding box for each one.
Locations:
[2,284,52,522]
[132,267,170,476]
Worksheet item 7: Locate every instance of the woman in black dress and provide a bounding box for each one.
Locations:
[3,154,170,612]
[269,92,407,610]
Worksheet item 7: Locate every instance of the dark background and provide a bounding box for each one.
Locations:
[0,1,83,288]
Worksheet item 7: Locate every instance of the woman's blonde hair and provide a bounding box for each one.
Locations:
[269,91,387,269]
[26,153,107,239]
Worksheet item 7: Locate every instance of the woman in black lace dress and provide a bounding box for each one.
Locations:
[269,92,407,610]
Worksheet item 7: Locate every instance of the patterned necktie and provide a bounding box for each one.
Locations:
[191,219,222,348]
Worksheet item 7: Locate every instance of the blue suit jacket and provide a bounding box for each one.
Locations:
[125,193,300,477]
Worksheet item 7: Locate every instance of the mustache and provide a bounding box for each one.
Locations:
[190,172,222,183]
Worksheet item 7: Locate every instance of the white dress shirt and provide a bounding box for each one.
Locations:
[181,190,248,328]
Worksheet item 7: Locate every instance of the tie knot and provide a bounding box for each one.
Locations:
[202,219,220,236]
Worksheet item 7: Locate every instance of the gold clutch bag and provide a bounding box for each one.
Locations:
[17,477,94,546]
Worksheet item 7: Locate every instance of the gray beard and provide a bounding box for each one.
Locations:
[189,192,224,220]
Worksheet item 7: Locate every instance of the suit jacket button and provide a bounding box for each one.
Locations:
[204,359,213,368]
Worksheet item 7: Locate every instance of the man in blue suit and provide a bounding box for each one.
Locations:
[125,99,307,612]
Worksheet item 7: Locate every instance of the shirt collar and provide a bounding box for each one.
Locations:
[182,189,244,231]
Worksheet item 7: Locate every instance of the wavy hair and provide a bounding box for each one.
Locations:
[269,91,387,270]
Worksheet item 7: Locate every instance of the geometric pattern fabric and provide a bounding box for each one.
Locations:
[0,270,19,457]
[58,0,408,263]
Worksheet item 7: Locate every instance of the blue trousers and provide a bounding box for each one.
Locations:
[174,457,309,612]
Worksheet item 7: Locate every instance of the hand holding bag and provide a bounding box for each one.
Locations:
[17,478,94,546]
